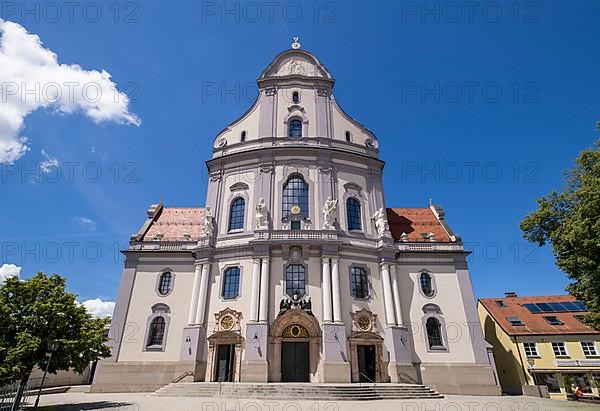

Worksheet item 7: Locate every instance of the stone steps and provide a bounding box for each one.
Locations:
[154,382,444,401]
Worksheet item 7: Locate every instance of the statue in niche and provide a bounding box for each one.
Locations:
[322,196,337,230]
[255,197,268,229]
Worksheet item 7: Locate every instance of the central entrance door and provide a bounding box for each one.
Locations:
[281,342,309,382]
[215,344,235,382]
[357,345,376,382]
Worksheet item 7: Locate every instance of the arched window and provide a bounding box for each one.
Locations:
[351,266,369,299]
[158,271,172,295]
[222,267,241,299]
[228,197,245,231]
[345,131,351,142]
[147,316,166,347]
[292,91,299,104]
[420,272,434,297]
[241,131,246,142]
[286,264,306,296]
[282,175,309,218]
[426,317,444,349]
[288,118,303,138]
[346,198,362,231]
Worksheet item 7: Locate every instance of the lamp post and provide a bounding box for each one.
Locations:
[34,340,60,409]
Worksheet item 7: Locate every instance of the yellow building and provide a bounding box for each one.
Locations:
[478,293,600,400]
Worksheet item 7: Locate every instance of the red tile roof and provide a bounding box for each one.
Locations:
[142,207,205,241]
[387,208,452,242]
[479,295,599,336]
[136,205,452,243]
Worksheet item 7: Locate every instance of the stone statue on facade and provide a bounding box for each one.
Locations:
[201,206,215,237]
[255,197,268,229]
[372,207,390,237]
[322,196,337,230]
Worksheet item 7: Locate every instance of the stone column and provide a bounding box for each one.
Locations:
[322,257,332,323]
[390,264,403,326]
[331,258,342,323]
[188,264,202,325]
[249,258,261,322]
[259,258,270,322]
[381,263,397,326]
[243,257,269,382]
[195,263,210,325]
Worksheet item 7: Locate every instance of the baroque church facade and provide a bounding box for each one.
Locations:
[93,42,500,395]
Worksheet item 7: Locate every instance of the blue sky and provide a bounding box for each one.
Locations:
[1,0,599,307]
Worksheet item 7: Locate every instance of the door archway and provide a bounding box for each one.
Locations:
[269,309,321,382]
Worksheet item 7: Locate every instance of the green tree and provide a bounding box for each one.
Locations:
[521,139,600,329]
[0,272,110,390]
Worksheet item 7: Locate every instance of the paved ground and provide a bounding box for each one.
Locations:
[35,392,600,410]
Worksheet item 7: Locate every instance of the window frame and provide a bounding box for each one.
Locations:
[425,317,445,350]
[221,266,242,301]
[240,130,247,142]
[346,197,362,231]
[155,269,175,297]
[581,341,598,357]
[350,265,370,300]
[422,304,449,352]
[507,316,524,326]
[228,197,246,232]
[419,271,436,298]
[144,303,171,352]
[523,342,539,358]
[292,91,300,104]
[551,341,569,357]
[544,315,564,326]
[285,263,307,297]
[288,118,303,138]
[282,174,309,219]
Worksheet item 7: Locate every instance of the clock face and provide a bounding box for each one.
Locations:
[357,317,371,331]
[291,205,301,215]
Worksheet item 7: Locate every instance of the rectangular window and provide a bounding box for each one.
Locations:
[350,267,369,299]
[533,373,561,393]
[544,315,564,325]
[507,316,524,326]
[524,342,538,357]
[495,300,506,308]
[581,341,598,357]
[551,342,568,357]
[222,267,241,300]
[574,314,586,323]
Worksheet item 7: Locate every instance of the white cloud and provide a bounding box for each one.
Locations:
[0,263,21,285]
[74,216,97,230]
[0,19,140,164]
[40,149,59,174]
[81,298,115,318]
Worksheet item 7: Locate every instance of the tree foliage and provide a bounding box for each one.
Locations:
[521,139,600,329]
[0,273,111,385]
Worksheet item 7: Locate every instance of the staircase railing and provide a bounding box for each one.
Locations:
[358,372,376,388]
[397,372,420,385]
[171,371,193,384]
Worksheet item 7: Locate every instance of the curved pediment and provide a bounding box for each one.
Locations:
[259,50,333,81]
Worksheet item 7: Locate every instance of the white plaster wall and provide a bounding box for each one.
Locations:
[398,262,477,364]
[118,258,195,361]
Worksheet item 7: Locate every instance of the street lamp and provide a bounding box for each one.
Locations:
[34,340,61,409]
